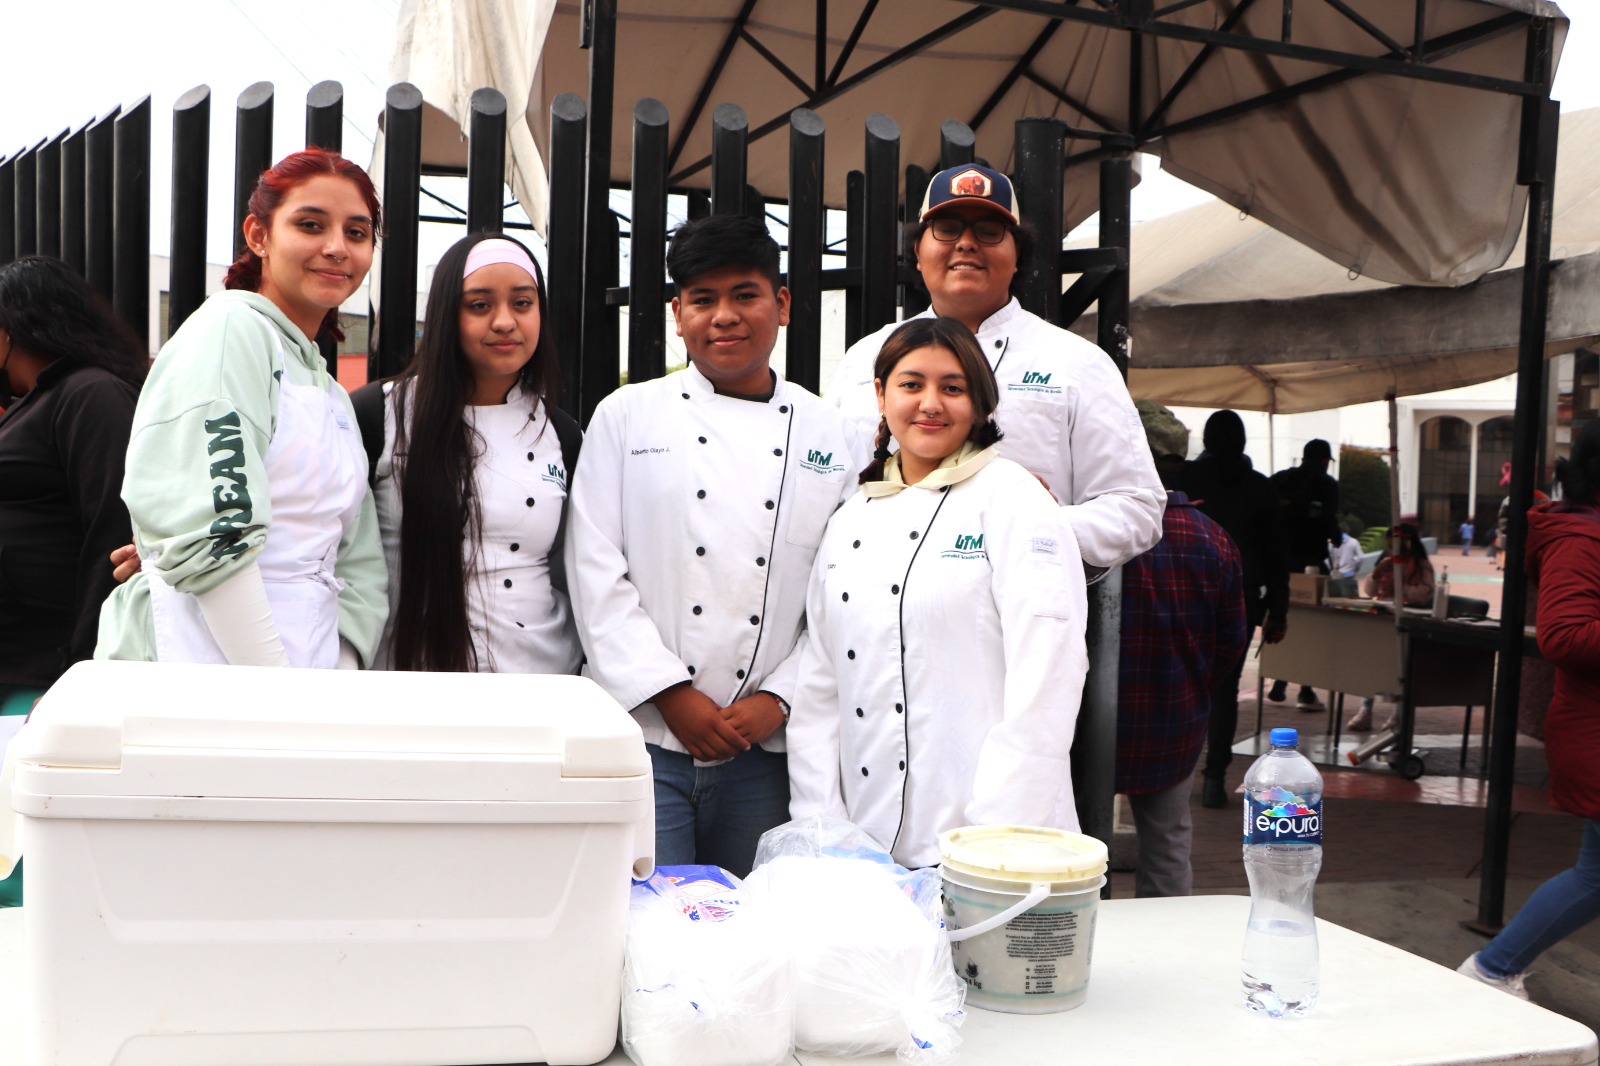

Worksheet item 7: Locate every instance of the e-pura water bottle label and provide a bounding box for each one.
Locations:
[1244,787,1322,845]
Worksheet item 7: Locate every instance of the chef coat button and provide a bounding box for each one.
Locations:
[504,579,513,588]
[861,767,869,777]
[516,622,525,628]
[750,615,760,625]
[682,392,690,399]
[994,340,1002,349]
[855,708,863,718]
[696,546,706,556]
[698,436,707,444]
[852,540,860,548]
[773,447,783,456]
[687,665,696,675]
[527,451,535,461]
[736,669,746,679]
[779,405,789,413]
[692,605,702,615]
[899,760,906,771]
[526,497,535,507]
[940,485,949,493]
[842,592,849,602]
[891,584,900,594]
[765,499,775,510]
[697,489,706,499]
[895,703,903,713]
[847,649,856,660]
[909,530,919,540]
[510,542,520,552]
[756,556,766,566]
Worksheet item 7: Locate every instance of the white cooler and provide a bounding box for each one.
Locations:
[0,660,654,1066]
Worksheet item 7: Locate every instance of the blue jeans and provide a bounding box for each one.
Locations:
[1479,819,1600,977]
[648,743,790,878]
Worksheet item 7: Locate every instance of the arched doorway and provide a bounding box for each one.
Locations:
[1417,416,1472,543]
[1474,416,1515,546]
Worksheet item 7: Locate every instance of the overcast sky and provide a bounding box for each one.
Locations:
[2,1,1596,273]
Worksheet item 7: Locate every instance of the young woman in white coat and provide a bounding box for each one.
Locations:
[788,316,1089,869]
[361,232,581,673]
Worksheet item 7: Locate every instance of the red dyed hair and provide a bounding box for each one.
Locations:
[224,148,382,343]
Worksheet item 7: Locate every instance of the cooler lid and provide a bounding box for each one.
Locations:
[11,661,649,802]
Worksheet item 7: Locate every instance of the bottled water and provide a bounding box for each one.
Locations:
[1241,727,1323,1017]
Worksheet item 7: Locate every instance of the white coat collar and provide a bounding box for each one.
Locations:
[915,297,1024,340]
[863,441,997,497]
[682,361,786,404]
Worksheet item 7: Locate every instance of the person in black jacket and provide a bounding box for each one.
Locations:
[1173,410,1289,809]
[1264,438,1341,708]
[0,255,147,905]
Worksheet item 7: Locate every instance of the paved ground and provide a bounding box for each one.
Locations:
[1109,562,1600,1038]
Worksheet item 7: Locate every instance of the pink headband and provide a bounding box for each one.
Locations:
[463,238,539,286]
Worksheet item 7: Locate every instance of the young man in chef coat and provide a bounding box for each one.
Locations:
[565,214,854,877]
[825,164,1163,577]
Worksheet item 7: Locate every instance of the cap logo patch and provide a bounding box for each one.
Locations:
[950,169,991,198]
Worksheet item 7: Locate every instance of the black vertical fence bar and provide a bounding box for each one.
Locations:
[85,109,118,301]
[36,132,64,259]
[376,83,423,381]
[548,93,588,412]
[628,98,669,386]
[305,80,343,152]
[467,88,508,233]
[902,163,931,319]
[844,169,864,348]
[601,208,622,395]
[580,0,619,427]
[305,82,342,372]
[939,119,976,171]
[0,156,14,267]
[686,190,711,221]
[1477,25,1559,933]
[14,142,39,258]
[1096,153,1133,376]
[1014,117,1066,323]
[113,97,151,349]
[233,83,275,262]
[169,86,211,341]
[60,123,88,276]
[786,109,825,394]
[862,114,899,337]
[711,103,748,215]
[743,184,765,222]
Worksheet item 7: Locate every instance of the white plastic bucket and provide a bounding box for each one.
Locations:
[938,825,1109,1014]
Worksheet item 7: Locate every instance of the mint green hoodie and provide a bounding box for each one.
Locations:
[96,291,387,665]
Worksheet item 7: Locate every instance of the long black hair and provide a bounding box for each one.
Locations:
[386,231,560,672]
[1555,419,1600,506]
[860,316,1003,483]
[0,256,147,386]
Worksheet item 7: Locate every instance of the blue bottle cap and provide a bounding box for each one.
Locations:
[1270,727,1299,748]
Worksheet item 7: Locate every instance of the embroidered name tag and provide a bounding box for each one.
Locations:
[1031,537,1059,556]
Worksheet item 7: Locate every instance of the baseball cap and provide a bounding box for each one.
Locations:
[1303,438,1334,462]
[919,164,1020,224]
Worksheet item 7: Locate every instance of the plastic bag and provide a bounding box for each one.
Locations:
[620,865,792,1066]
[746,818,966,1061]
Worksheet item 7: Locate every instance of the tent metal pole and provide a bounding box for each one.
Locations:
[1470,19,1558,935]
[580,0,618,426]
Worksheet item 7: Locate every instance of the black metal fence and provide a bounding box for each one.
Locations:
[0,81,1129,424]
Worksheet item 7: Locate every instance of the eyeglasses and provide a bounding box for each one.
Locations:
[928,217,1009,245]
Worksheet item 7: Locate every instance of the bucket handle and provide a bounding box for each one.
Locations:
[945,881,1050,942]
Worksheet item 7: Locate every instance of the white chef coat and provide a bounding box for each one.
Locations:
[564,364,854,761]
[826,299,1164,571]
[788,451,1088,869]
[372,381,581,675]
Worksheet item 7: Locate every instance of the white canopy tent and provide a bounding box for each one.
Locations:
[385,0,1564,290]
[1071,106,1600,414]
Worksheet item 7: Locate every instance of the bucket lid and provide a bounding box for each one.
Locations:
[938,824,1108,883]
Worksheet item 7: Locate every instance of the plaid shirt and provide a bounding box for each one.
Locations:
[1117,492,1248,795]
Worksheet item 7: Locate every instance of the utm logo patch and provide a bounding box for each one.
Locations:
[949,168,991,198]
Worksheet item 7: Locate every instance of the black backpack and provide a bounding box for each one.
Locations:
[349,381,584,594]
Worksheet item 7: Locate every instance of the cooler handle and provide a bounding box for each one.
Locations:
[945,881,1050,942]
